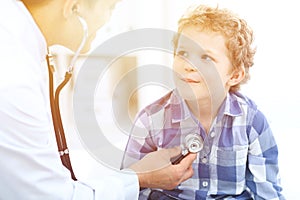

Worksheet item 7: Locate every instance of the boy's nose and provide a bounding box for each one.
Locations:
[184,63,197,72]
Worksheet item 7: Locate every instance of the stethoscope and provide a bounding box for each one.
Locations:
[171,133,204,164]
[46,16,88,180]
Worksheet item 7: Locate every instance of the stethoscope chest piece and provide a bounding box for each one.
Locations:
[184,133,203,153]
[171,133,204,164]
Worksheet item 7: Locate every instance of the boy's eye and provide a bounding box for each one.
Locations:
[201,54,213,62]
[176,50,188,58]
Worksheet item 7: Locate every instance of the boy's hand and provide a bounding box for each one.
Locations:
[129,146,196,190]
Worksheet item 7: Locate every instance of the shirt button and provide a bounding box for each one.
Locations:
[202,181,208,187]
[201,157,207,163]
[210,131,216,137]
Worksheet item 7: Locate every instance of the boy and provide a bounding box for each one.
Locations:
[122,4,284,200]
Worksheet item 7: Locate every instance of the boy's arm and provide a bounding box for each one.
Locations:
[246,110,285,199]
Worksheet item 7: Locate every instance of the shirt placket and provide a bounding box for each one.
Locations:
[198,117,221,193]
[197,129,211,192]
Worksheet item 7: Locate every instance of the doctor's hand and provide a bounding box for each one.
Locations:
[129,146,196,190]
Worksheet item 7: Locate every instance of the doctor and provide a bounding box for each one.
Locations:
[0,0,196,199]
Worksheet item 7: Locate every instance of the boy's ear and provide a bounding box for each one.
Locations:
[227,67,245,86]
[63,0,79,18]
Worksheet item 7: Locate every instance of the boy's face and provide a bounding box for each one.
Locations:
[173,25,234,102]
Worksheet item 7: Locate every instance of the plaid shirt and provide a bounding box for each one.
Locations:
[122,89,284,200]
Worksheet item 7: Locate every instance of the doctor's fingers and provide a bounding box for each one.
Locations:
[172,153,196,183]
[179,165,194,184]
[177,152,197,169]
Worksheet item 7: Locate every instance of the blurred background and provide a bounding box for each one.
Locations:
[51,0,300,198]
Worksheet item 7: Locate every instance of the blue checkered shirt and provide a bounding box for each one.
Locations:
[122,89,284,199]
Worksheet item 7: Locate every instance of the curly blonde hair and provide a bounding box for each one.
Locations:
[173,5,256,92]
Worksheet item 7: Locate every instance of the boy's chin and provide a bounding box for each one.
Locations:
[177,90,202,101]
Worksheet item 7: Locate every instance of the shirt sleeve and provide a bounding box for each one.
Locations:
[246,110,285,199]
[121,110,157,169]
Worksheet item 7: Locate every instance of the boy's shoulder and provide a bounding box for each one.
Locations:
[137,90,182,118]
[231,91,258,111]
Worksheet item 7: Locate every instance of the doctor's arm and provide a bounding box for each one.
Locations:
[131,147,196,190]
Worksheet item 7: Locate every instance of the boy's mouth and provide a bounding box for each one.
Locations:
[181,77,201,84]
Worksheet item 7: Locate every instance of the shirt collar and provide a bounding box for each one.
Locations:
[216,92,243,122]
[170,89,191,123]
[170,90,244,124]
